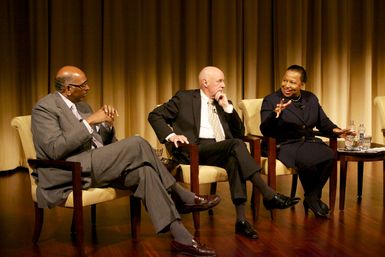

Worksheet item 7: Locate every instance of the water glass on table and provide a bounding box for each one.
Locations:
[362,135,372,150]
[345,135,355,150]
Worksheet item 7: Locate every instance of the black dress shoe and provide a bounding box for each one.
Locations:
[176,195,221,214]
[171,238,216,257]
[263,193,300,210]
[235,220,259,239]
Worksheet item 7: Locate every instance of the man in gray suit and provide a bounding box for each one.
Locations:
[31,65,219,257]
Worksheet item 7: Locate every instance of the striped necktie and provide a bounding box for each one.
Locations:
[208,100,225,142]
[70,105,103,148]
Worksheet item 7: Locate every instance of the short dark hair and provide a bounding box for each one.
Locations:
[287,65,307,83]
[55,77,66,91]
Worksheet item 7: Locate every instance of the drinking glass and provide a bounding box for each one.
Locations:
[362,135,372,150]
[345,135,355,150]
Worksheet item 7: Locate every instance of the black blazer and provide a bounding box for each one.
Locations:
[260,90,338,168]
[148,89,245,162]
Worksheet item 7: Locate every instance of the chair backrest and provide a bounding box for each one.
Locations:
[11,115,38,194]
[238,99,264,136]
[374,96,385,131]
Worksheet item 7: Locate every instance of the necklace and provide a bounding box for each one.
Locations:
[290,94,302,102]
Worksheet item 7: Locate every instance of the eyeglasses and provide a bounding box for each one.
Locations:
[69,81,88,89]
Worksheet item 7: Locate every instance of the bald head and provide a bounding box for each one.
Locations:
[198,66,225,99]
[198,66,223,86]
[55,66,86,91]
[55,65,89,103]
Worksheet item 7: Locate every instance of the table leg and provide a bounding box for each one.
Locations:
[339,159,348,210]
[383,160,385,207]
[329,156,337,212]
[357,161,364,200]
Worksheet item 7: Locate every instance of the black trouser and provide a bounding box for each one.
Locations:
[197,138,265,204]
[298,159,333,199]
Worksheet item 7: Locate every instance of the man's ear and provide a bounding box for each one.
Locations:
[63,85,72,96]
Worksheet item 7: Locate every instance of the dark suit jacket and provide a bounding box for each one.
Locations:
[31,92,116,208]
[148,89,245,162]
[260,90,338,169]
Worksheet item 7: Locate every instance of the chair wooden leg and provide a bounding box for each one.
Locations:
[290,174,298,198]
[70,206,84,251]
[208,183,217,216]
[251,186,261,221]
[32,202,44,244]
[193,211,200,231]
[91,204,96,227]
[130,195,141,239]
[383,160,385,207]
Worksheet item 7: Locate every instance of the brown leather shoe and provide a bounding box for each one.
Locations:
[176,194,221,214]
[171,238,216,257]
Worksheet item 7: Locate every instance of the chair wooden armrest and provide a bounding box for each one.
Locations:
[28,159,83,209]
[28,159,85,241]
[177,143,200,194]
[177,137,262,194]
[264,136,278,186]
[242,135,262,165]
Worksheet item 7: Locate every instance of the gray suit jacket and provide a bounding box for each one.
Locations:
[31,92,116,208]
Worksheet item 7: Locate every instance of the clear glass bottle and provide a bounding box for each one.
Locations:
[349,120,356,134]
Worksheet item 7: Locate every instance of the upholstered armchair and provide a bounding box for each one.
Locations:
[11,115,141,254]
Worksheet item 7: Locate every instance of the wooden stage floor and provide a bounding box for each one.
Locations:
[1,161,384,257]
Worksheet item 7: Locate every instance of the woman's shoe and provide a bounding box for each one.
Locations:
[318,200,330,213]
[303,199,329,218]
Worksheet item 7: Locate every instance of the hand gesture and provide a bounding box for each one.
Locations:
[86,105,119,126]
[275,98,292,118]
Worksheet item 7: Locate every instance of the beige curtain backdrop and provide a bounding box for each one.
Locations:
[1,0,385,171]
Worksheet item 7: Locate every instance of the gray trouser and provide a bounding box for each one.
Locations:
[91,136,180,233]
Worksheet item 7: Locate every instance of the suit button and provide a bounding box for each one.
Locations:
[302,136,305,141]
[302,125,306,129]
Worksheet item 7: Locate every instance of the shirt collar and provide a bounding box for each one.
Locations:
[200,89,211,104]
[58,91,75,109]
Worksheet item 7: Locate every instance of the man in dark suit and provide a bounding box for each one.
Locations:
[148,66,300,239]
[31,65,220,257]
[260,64,354,218]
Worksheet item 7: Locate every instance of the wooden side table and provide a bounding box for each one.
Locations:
[338,143,385,210]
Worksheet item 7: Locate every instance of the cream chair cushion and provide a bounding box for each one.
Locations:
[11,115,130,208]
[177,164,228,184]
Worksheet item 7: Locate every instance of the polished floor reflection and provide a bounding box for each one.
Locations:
[1,162,385,257]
